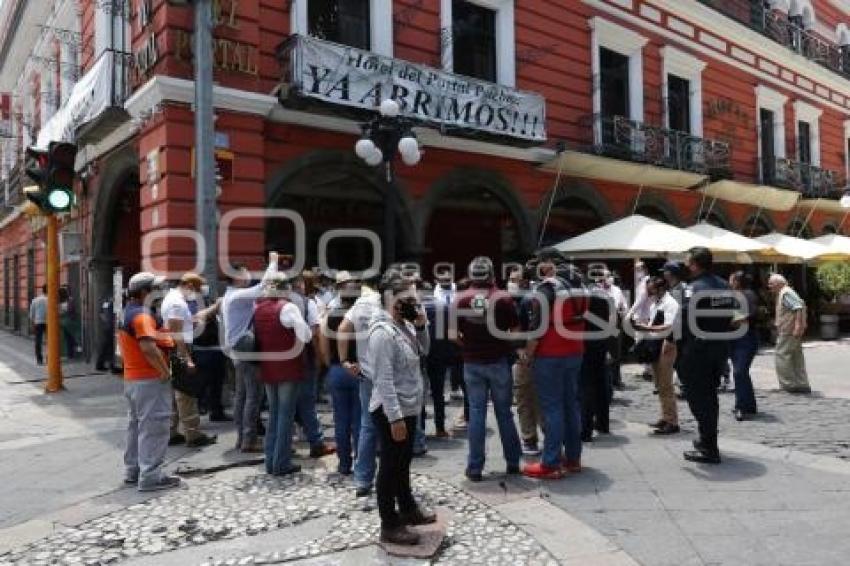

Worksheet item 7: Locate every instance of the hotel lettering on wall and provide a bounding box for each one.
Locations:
[284,35,547,142]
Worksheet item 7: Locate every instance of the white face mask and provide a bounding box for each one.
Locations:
[507,282,520,293]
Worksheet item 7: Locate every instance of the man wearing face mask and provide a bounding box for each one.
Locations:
[161,273,217,448]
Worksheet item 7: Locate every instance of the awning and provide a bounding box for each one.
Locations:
[553,214,715,259]
[700,180,800,212]
[685,223,784,263]
[755,232,850,263]
[539,151,707,191]
[35,51,114,150]
[795,198,849,214]
[810,234,850,255]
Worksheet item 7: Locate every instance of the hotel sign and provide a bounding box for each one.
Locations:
[282,35,546,142]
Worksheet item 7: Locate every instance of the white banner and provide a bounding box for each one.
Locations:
[288,35,546,142]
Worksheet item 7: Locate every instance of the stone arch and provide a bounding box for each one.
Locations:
[90,145,140,262]
[822,222,839,235]
[418,168,535,275]
[265,149,418,270]
[536,179,614,245]
[693,201,734,230]
[630,192,683,226]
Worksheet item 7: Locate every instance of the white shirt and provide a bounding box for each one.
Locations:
[605,283,629,315]
[434,283,456,306]
[161,288,194,345]
[648,292,680,337]
[306,296,319,327]
[279,301,313,343]
[629,275,652,322]
[221,260,278,348]
[344,288,381,378]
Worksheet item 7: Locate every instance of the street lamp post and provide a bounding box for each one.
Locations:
[355,100,422,268]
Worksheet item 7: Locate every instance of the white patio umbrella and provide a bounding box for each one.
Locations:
[810,234,850,257]
[685,223,784,263]
[552,215,716,259]
[755,233,849,263]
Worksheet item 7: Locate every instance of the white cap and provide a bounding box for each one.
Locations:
[335,270,354,284]
[128,272,166,294]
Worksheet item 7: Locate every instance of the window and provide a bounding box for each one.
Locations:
[661,46,705,136]
[440,0,515,86]
[590,17,647,137]
[452,1,497,82]
[291,0,392,56]
[600,48,630,119]
[308,0,370,50]
[667,76,691,133]
[797,121,811,164]
[755,85,788,182]
[793,100,822,166]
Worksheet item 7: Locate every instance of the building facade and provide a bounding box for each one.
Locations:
[1,0,850,358]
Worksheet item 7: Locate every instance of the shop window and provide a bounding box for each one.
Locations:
[452,0,497,82]
[308,0,371,50]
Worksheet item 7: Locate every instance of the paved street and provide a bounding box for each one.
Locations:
[3,332,850,565]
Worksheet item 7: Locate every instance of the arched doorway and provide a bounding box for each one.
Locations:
[88,146,142,359]
[695,209,730,229]
[635,204,673,224]
[421,171,532,278]
[787,219,812,239]
[742,214,773,238]
[539,196,607,246]
[266,152,415,272]
[822,223,838,235]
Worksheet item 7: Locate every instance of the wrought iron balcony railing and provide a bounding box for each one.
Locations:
[583,114,732,179]
[701,1,850,79]
[761,157,842,198]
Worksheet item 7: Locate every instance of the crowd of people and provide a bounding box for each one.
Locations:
[114,246,813,546]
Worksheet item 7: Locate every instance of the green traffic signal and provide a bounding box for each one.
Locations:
[46,188,74,212]
[23,142,78,214]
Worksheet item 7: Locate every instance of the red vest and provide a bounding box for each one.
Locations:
[536,292,586,358]
[253,298,306,384]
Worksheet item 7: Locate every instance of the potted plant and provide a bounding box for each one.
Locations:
[815,261,850,340]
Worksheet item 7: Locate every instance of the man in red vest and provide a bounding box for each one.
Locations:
[253,273,313,476]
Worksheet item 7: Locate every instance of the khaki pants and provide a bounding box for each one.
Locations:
[171,389,202,442]
[775,334,810,391]
[652,341,678,426]
[513,362,540,443]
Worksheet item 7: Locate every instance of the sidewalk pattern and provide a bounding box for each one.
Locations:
[0,469,557,566]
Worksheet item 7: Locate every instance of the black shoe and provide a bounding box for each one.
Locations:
[581,432,593,443]
[506,463,521,475]
[683,449,721,464]
[380,525,420,545]
[210,412,232,422]
[401,506,437,526]
[274,464,301,476]
[594,425,610,434]
[355,486,372,498]
[734,409,745,422]
[309,443,337,458]
[169,433,186,446]
[186,434,217,448]
[465,469,483,482]
[95,365,107,371]
[649,419,667,429]
[652,423,680,435]
[138,475,181,492]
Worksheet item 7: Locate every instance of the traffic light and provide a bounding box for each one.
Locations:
[23,142,77,214]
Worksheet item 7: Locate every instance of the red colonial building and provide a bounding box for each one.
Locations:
[1,0,850,356]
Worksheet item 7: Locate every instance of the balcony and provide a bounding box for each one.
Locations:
[701,0,850,79]
[585,114,732,180]
[762,157,843,198]
[0,161,24,222]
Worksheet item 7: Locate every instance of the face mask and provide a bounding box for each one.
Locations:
[399,301,419,322]
[507,282,520,293]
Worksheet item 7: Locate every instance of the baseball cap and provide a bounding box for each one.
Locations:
[128,272,166,294]
[335,270,355,284]
[661,261,686,277]
[180,272,205,288]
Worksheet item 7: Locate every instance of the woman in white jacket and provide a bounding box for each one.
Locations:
[367,271,434,545]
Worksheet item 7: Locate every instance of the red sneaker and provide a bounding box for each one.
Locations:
[522,462,565,480]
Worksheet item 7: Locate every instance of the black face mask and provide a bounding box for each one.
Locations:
[399,301,419,322]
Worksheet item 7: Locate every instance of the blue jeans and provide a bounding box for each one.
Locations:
[295,372,323,448]
[327,364,361,473]
[533,355,583,468]
[464,360,522,474]
[353,377,378,489]
[264,381,300,475]
[731,331,758,414]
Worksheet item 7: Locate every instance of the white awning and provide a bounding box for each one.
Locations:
[700,179,800,212]
[35,51,114,150]
[539,151,707,191]
[795,198,849,214]
[810,234,850,256]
